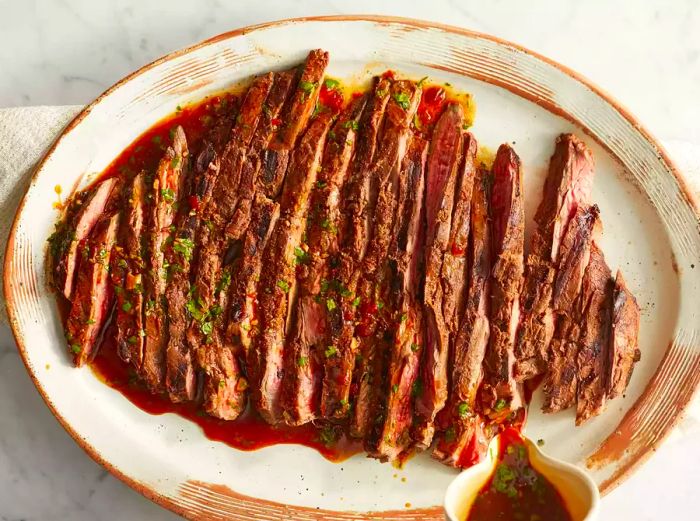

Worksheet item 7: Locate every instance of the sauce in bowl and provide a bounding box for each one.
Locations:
[466,428,572,521]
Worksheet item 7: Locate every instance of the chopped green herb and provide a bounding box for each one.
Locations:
[173,237,194,261]
[400,312,408,322]
[316,181,327,189]
[328,130,336,141]
[462,123,471,130]
[352,296,361,307]
[121,301,133,312]
[493,463,517,498]
[339,398,348,407]
[376,300,384,310]
[410,343,420,352]
[376,88,388,99]
[325,345,338,357]
[277,279,290,293]
[444,426,456,442]
[319,426,336,446]
[85,318,96,325]
[293,246,309,264]
[411,378,423,398]
[127,336,138,345]
[216,270,232,293]
[160,188,175,203]
[299,80,316,94]
[326,298,337,312]
[343,120,359,131]
[494,398,507,412]
[118,258,128,268]
[458,401,470,418]
[70,344,82,354]
[297,356,309,367]
[323,78,340,89]
[391,384,399,394]
[170,155,181,169]
[392,92,411,110]
[200,321,213,335]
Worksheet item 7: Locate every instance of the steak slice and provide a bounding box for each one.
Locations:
[141,126,188,392]
[434,165,492,468]
[368,134,428,461]
[414,102,465,447]
[282,96,367,426]
[272,49,329,150]
[347,80,421,437]
[514,134,594,381]
[480,144,525,420]
[542,204,599,413]
[251,112,334,424]
[114,172,146,365]
[164,143,220,403]
[65,213,120,366]
[50,177,117,299]
[607,271,641,399]
[256,69,297,199]
[323,76,391,427]
[576,244,613,424]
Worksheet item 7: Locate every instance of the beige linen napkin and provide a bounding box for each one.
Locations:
[0,105,698,433]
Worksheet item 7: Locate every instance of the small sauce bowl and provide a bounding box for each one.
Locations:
[444,435,600,521]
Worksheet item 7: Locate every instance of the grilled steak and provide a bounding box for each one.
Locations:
[50,177,117,299]
[434,162,491,468]
[480,144,525,420]
[256,70,297,199]
[347,81,421,438]
[272,50,329,150]
[542,204,599,413]
[251,111,334,424]
[114,172,146,365]
[607,271,641,399]
[141,126,188,392]
[326,76,391,429]
[65,213,120,366]
[414,102,464,448]
[514,134,594,381]
[576,243,613,424]
[282,96,367,426]
[368,134,428,460]
[164,143,219,403]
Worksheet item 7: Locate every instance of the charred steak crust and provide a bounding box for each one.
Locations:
[607,271,641,400]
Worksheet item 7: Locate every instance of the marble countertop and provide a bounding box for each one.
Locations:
[1,1,698,519]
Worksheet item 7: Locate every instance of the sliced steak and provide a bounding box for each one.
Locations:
[65,213,120,366]
[542,204,599,413]
[164,143,220,403]
[272,50,329,150]
[414,102,464,447]
[347,81,421,437]
[368,133,428,461]
[434,166,492,468]
[576,244,613,424]
[50,177,117,299]
[480,144,525,420]
[255,69,297,199]
[114,172,146,365]
[282,96,367,426]
[607,271,641,399]
[514,134,594,381]
[141,126,188,392]
[251,111,334,424]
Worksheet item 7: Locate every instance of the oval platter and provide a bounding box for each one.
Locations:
[4,15,700,520]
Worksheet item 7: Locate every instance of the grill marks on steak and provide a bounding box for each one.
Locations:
[282,96,367,426]
[480,144,525,420]
[575,244,613,425]
[607,271,641,400]
[514,134,595,381]
[367,134,428,461]
[251,111,334,424]
[414,102,465,448]
[348,81,422,438]
[51,177,117,300]
[542,205,599,413]
[65,213,120,366]
[114,172,146,365]
[141,127,189,392]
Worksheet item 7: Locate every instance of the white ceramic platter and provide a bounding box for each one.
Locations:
[5,16,700,520]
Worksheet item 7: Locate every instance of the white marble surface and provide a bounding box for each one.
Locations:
[1,1,699,519]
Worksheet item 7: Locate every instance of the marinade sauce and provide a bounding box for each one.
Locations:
[466,428,572,521]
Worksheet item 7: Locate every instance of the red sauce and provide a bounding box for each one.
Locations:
[417,86,447,126]
[466,428,572,521]
[91,323,361,461]
[318,81,344,113]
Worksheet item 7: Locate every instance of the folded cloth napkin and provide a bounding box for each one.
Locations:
[0,105,698,433]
